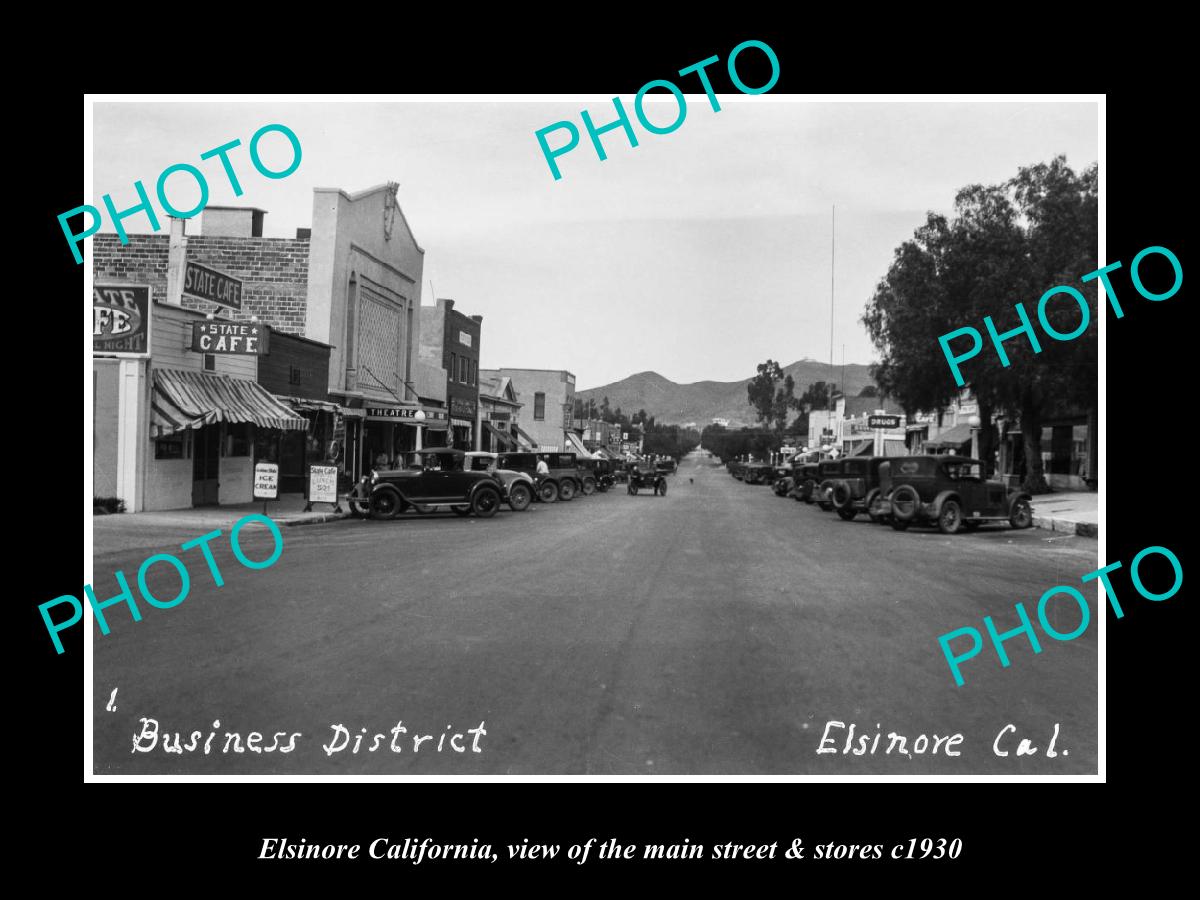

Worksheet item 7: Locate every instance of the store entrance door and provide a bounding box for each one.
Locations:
[192,425,220,506]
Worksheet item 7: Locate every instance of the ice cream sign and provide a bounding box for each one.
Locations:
[93,284,151,357]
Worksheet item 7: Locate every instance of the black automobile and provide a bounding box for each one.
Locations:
[792,463,820,502]
[497,451,564,503]
[813,459,846,510]
[829,456,890,522]
[367,449,504,519]
[872,455,1034,534]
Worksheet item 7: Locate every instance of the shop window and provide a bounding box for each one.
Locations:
[226,422,252,457]
[203,353,216,372]
[534,392,546,420]
[155,433,187,460]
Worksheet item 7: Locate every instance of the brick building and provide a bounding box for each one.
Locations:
[419,298,482,450]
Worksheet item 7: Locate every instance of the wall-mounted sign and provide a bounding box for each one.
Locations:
[364,406,447,421]
[459,330,472,347]
[868,415,902,429]
[253,463,279,499]
[93,284,151,357]
[184,261,243,310]
[191,322,270,355]
[450,397,476,418]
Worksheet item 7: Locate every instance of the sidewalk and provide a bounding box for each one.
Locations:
[92,492,350,531]
[1031,490,1098,538]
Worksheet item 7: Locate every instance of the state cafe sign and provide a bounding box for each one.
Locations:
[191,321,270,355]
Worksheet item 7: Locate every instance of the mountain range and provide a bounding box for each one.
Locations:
[578,359,876,428]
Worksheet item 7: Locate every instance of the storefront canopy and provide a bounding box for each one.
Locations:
[563,431,595,459]
[151,368,307,439]
[924,422,973,449]
[482,422,516,450]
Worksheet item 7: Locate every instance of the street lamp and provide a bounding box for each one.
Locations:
[414,408,426,452]
[968,414,982,461]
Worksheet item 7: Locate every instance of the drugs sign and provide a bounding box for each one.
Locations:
[868,415,901,430]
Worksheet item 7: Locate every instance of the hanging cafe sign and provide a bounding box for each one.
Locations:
[191,321,270,355]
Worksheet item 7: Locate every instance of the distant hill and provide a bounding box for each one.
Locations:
[578,359,875,427]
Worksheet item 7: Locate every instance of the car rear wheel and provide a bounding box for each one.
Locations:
[938,499,963,534]
[538,481,558,503]
[581,477,597,495]
[1010,498,1033,529]
[508,482,532,512]
[471,486,501,519]
[558,479,577,501]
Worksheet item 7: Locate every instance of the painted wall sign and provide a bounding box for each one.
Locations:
[191,321,270,355]
[184,260,244,310]
[93,284,151,357]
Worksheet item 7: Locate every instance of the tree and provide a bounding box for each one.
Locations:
[861,156,1096,492]
[747,359,800,431]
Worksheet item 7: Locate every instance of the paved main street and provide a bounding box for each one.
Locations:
[92,451,1098,775]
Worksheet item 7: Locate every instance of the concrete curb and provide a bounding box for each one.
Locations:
[1032,514,1098,538]
[280,513,351,528]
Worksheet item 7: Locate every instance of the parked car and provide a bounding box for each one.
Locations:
[538,452,583,500]
[464,451,535,512]
[368,449,504,519]
[728,461,746,480]
[792,462,820,502]
[743,462,774,485]
[772,466,794,496]
[496,451,561,503]
[813,459,846,510]
[829,456,889,521]
[580,457,615,491]
[874,455,1034,534]
[576,458,603,494]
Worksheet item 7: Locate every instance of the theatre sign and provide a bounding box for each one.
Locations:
[191,321,271,355]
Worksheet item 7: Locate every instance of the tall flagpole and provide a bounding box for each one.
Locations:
[828,205,836,451]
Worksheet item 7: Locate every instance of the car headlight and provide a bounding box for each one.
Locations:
[370,469,378,483]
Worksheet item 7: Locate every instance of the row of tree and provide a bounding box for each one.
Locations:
[861,156,1097,492]
[572,395,699,459]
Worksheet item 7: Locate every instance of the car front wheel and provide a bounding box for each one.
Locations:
[471,486,501,518]
[508,482,533,511]
[938,499,963,534]
[370,489,403,520]
[1010,498,1033,529]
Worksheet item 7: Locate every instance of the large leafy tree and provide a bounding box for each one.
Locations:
[861,155,1097,492]
[747,359,800,430]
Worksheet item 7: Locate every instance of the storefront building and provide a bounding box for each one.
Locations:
[419,298,482,450]
[255,330,337,494]
[494,368,576,452]
[478,371,522,452]
[93,211,313,510]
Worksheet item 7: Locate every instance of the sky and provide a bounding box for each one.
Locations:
[91,99,1097,390]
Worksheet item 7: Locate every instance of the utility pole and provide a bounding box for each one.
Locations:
[828,205,836,452]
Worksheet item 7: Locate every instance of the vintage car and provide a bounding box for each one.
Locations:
[743,462,774,485]
[728,461,746,480]
[368,449,504,519]
[656,458,677,476]
[581,457,616,491]
[576,458,604,494]
[829,456,890,522]
[627,464,667,495]
[813,459,846,510]
[496,451,562,503]
[772,466,794,496]
[463,451,535,511]
[870,455,1034,534]
[791,462,821,502]
[538,452,584,500]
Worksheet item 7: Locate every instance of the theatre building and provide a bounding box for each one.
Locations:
[305,183,447,477]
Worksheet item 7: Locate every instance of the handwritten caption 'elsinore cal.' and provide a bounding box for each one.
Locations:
[534,40,780,181]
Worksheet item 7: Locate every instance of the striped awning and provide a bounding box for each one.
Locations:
[482,422,516,450]
[151,368,307,438]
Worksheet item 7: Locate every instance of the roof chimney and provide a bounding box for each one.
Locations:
[203,207,266,238]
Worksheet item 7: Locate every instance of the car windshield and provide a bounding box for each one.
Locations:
[944,461,983,481]
[469,457,493,472]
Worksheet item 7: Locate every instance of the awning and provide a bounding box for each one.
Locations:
[563,430,595,459]
[451,418,474,429]
[850,439,873,456]
[514,425,537,449]
[151,369,307,438]
[924,422,973,449]
[483,422,516,450]
[278,396,342,415]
